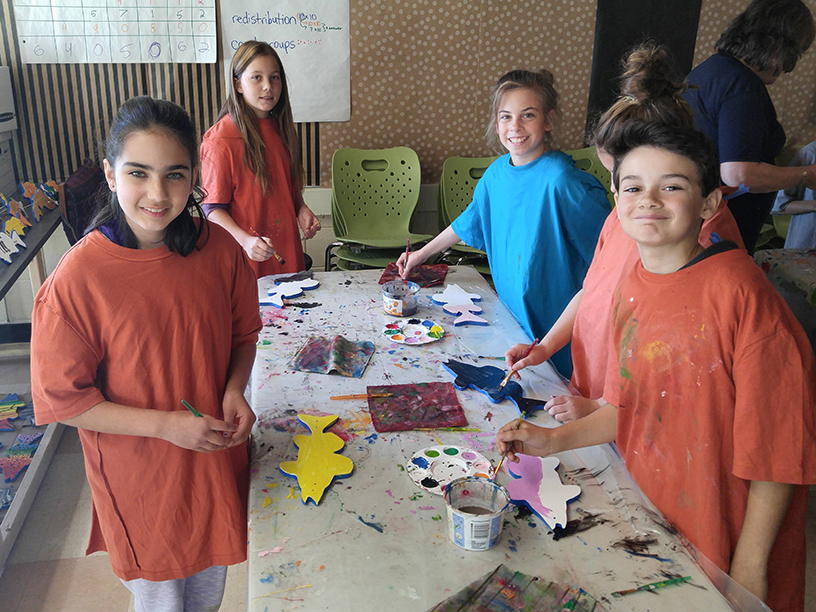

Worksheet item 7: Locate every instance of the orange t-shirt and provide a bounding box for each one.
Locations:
[571,200,743,399]
[31,225,262,581]
[604,248,816,612]
[201,114,305,277]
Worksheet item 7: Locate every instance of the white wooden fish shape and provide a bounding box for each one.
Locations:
[279,414,354,504]
[505,455,581,529]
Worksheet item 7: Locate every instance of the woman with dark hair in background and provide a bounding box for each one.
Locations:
[683,0,816,253]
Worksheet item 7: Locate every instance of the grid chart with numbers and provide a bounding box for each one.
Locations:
[13,0,216,63]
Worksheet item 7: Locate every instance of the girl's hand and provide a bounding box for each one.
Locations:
[162,411,238,453]
[243,235,276,262]
[396,250,426,278]
[222,390,256,447]
[505,343,549,372]
[495,420,554,463]
[545,395,602,423]
[297,205,321,239]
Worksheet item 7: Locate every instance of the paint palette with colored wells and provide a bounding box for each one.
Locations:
[383,319,445,344]
[407,446,493,495]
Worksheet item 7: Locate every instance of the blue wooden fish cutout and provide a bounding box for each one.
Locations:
[441,360,548,415]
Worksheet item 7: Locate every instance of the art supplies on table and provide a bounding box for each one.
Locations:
[382,280,420,316]
[430,283,482,306]
[426,564,607,612]
[378,262,449,287]
[442,360,550,414]
[444,476,511,551]
[366,382,467,432]
[279,414,354,505]
[289,335,375,378]
[260,277,320,308]
[407,445,493,495]
[611,575,692,598]
[330,392,393,400]
[383,318,445,344]
[504,455,581,530]
[442,303,489,326]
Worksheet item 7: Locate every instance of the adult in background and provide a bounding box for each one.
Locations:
[683,0,816,253]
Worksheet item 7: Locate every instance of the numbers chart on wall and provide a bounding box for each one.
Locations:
[12,0,216,64]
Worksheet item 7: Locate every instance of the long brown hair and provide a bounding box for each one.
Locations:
[219,41,304,196]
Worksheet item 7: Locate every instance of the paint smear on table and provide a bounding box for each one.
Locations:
[367,382,467,432]
[257,408,371,442]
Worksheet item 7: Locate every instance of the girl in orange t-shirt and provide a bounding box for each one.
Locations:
[31,97,261,609]
[201,41,320,277]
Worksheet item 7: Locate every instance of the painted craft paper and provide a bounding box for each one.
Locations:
[366,382,467,432]
[260,278,320,308]
[378,262,448,287]
[407,445,493,495]
[428,564,607,612]
[279,414,354,504]
[383,319,445,344]
[442,303,488,326]
[505,455,581,530]
[289,335,375,378]
[431,284,481,306]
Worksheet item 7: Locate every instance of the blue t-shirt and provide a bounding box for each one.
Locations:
[684,53,786,250]
[451,150,610,377]
[772,142,816,249]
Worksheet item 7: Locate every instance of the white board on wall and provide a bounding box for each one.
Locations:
[219,0,350,123]
[12,0,217,64]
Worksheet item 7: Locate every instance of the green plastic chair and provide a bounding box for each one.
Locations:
[326,147,433,270]
[564,146,615,208]
[437,156,497,276]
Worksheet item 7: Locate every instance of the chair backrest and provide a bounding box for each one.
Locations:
[330,147,421,239]
[439,156,497,230]
[564,146,615,207]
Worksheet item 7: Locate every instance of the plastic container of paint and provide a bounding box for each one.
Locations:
[382,280,420,316]
[443,476,511,552]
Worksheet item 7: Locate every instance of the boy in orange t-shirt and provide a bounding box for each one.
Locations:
[497,120,816,612]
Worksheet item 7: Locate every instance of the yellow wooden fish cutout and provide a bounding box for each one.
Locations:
[279,414,354,504]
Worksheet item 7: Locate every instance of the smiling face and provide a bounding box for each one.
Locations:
[236,53,283,119]
[616,146,719,259]
[495,87,554,166]
[103,128,196,250]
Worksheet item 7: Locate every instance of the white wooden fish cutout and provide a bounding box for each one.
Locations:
[505,455,581,529]
[260,278,320,308]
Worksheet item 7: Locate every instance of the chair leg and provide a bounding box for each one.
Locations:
[325,241,343,272]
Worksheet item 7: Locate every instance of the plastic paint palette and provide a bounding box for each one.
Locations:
[382,318,445,344]
[406,445,494,495]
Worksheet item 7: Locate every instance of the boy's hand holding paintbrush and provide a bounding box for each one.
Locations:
[245,228,286,264]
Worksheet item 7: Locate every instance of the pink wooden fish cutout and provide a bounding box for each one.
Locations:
[505,455,580,529]
[442,303,489,326]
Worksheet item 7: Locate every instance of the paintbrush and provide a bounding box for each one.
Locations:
[499,338,538,388]
[250,227,286,265]
[181,399,203,417]
[494,410,526,477]
[611,576,692,597]
[330,393,393,400]
[416,427,481,432]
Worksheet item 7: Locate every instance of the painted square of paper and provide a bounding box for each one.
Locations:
[367,382,467,432]
[378,262,448,287]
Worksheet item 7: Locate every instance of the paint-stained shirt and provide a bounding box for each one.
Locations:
[452,150,610,378]
[201,114,305,277]
[571,201,743,400]
[604,248,816,612]
[31,225,262,581]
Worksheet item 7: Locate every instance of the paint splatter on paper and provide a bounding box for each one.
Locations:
[428,564,607,611]
[367,382,467,432]
[289,336,375,378]
[378,262,448,287]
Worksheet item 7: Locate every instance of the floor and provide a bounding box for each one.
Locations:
[0,350,814,611]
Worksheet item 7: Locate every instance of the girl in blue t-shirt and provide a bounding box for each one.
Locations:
[398,70,610,377]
